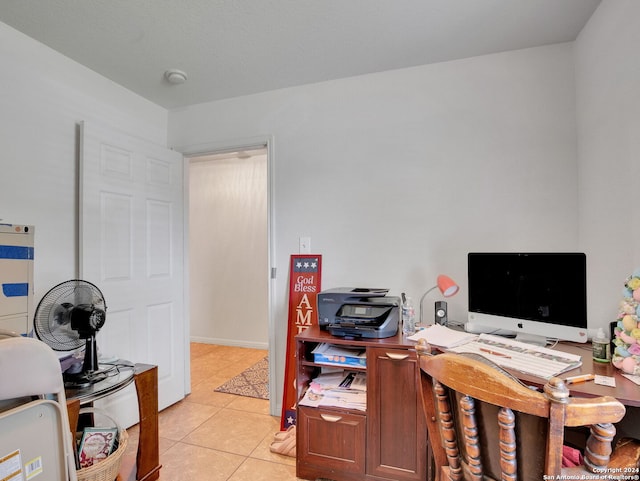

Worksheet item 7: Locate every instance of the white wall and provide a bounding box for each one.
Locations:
[0,22,169,303]
[575,0,640,327]
[169,42,580,412]
[4,0,637,414]
[189,154,268,347]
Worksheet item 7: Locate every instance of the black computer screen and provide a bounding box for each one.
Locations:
[467,252,587,329]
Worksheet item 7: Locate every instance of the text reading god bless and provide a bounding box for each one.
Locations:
[294,275,317,293]
[295,276,316,334]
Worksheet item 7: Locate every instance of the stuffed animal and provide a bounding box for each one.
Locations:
[611,269,640,374]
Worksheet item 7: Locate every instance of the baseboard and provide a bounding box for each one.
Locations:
[189,336,268,350]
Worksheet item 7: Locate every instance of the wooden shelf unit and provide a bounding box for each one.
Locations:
[296,325,428,481]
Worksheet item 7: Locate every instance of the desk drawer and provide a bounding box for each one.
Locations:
[297,406,366,477]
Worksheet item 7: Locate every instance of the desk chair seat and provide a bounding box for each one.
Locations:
[416,340,638,481]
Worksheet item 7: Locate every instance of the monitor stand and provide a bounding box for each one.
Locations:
[514,332,547,347]
[465,322,548,346]
[464,322,515,337]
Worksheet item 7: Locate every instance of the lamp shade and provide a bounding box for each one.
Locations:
[437,275,459,297]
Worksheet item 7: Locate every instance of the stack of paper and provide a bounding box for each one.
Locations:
[407,324,478,348]
[299,370,367,411]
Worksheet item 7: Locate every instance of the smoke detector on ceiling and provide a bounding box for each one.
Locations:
[164,69,188,85]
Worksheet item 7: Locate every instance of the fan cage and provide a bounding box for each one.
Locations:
[34,279,107,352]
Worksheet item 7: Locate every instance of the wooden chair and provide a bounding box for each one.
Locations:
[416,340,639,481]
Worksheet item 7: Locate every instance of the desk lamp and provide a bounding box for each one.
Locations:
[419,275,459,326]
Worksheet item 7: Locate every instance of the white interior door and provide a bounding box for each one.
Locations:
[79,120,185,427]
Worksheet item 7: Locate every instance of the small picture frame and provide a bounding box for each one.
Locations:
[78,427,118,468]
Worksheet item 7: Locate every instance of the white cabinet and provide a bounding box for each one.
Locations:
[0,224,34,334]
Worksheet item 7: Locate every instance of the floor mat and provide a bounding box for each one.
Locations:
[214,356,269,400]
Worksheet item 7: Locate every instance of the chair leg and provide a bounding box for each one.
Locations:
[441,465,450,481]
[584,423,616,472]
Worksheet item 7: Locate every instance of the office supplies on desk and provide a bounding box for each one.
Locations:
[479,347,511,359]
[594,375,616,387]
[449,334,582,379]
[565,374,594,384]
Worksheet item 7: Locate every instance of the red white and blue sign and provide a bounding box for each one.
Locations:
[280,254,322,430]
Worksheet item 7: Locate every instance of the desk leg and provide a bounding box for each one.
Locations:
[66,398,80,438]
[134,364,161,481]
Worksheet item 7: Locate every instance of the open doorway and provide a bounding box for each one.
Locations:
[182,137,276,416]
[188,147,269,349]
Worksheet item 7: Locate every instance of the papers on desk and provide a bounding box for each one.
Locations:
[595,375,616,387]
[407,324,478,348]
[299,370,367,411]
[621,373,640,386]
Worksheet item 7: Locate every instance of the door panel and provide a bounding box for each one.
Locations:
[80,121,185,427]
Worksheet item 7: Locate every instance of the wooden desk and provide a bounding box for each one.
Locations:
[66,363,160,481]
[516,342,640,408]
[296,326,428,481]
[130,364,161,481]
[502,341,640,446]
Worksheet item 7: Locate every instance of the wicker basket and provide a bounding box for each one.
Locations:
[75,409,128,481]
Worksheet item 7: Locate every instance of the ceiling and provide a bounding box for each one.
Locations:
[0,0,601,110]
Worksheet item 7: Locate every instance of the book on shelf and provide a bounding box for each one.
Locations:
[312,343,366,368]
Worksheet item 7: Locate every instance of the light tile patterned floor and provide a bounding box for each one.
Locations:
[127,343,304,481]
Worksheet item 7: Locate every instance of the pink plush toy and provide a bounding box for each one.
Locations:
[612,269,640,375]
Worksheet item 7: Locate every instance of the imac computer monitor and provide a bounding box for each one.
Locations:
[466,252,588,344]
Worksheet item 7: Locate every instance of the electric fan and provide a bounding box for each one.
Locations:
[34,279,108,387]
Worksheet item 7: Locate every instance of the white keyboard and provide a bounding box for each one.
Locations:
[448,334,582,380]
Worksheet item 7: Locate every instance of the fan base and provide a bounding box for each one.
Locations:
[63,369,109,388]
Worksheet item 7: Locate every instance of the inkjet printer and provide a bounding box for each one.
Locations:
[317,288,400,339]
